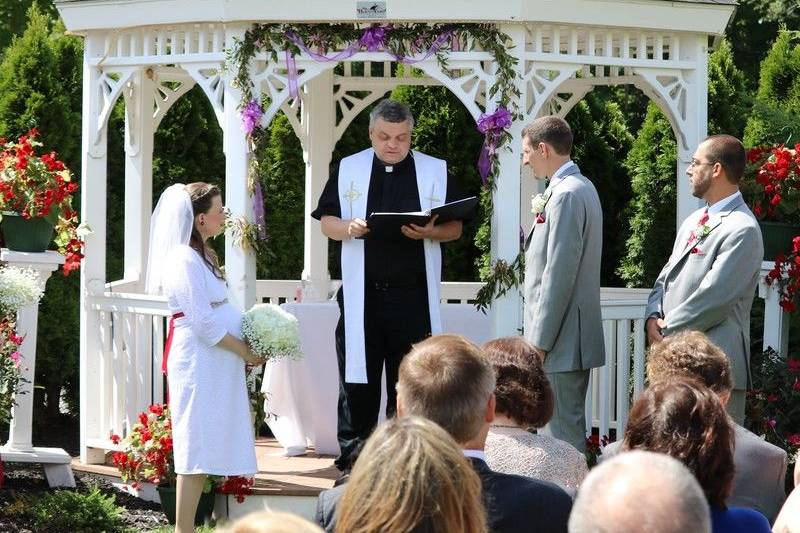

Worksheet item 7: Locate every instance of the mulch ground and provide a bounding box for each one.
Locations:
[0,413,169,532]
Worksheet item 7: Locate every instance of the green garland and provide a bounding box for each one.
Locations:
[227,23,523,311]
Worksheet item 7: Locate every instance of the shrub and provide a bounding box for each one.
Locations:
[30,487,125,533]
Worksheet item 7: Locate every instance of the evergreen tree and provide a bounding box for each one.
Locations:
[617,103,678,288]
[708,39,751,138]
[744,30,800,147]
[0,0,57,52]
[567,93,635,287]
[0,5,83,419]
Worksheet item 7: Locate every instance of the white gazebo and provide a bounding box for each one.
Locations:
[55,0,788,466]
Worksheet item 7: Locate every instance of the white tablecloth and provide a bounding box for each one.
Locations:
[263,301,492,456]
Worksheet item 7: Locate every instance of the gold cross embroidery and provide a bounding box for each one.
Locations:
[342,181,362,219]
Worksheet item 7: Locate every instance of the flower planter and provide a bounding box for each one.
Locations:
[0,213,54,252]
[759,221,800,261]
[156,485,215,526]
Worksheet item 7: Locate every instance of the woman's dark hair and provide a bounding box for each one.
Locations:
[622,377,734,508]
[185,182,224,280]
[481,337,554,428]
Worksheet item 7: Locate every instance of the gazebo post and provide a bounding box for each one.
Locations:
[489,25,526,337]
[79,33,110,464]
[301,70,333,302]
[676,35,708,226]
[123,68,156,288]
[223,25,257,312]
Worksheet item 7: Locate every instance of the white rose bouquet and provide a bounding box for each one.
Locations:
[241,304,301,362]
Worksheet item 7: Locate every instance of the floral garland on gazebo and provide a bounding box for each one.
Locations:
[227,23,524,310]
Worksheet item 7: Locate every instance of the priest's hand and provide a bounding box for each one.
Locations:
[403,215,439,240]
[347,218,370,239]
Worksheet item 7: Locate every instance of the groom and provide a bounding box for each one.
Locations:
[311,99,467,473]
[522,116,605,451]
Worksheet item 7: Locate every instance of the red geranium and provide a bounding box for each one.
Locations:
[748,144,800,224]
[0,130,85,275]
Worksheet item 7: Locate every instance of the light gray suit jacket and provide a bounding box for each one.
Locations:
[524,163,605,373]
[645,196,763,390]
[601,424,787,521]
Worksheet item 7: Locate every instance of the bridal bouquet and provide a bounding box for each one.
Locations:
[241,304,301,362]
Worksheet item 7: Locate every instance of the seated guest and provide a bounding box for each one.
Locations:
[622,378,771,533]
[397,334,572,533]
[602,331,787,520]
[773,455,800,533]
[332,416,486,533]
[317,335,572,533]
[569,450,711,533]
[482,337,587,492]
[224,510,324,533]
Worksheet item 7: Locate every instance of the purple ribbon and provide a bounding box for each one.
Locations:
[241,99,264,135]
[476,107,513,184]
[253,180,267,240]
[392,31,452,64]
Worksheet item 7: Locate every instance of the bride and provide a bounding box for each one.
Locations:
[146,182,265,532]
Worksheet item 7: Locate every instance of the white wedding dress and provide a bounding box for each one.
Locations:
[162,244,257,475]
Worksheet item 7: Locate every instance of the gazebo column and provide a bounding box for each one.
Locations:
[79,34,109,464]
[676,35,708,226]
[490,25,526,336]
[301,70,333,302]
[223,27,256,311]
[123,68,155,287]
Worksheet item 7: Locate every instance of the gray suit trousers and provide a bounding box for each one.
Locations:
[542,370,590,451]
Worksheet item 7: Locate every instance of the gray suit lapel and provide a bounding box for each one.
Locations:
[669,196,746,273]
[524,163,581,250]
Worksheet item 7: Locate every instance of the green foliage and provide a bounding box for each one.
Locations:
[30,487,126,533]
[744,30,800,147]
[708,39,751,138]
[567,92,635,286]
[0,0,57,52]
[255,112,304,279]
[617,103,678,288]
[0,5,84,419]
[391,84,484,281]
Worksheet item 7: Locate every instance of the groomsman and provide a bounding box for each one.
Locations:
[646,135,763,424]
[311,100,468,474]
[522,116,605,450]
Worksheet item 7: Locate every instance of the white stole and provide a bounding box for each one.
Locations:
[338,148,446,383]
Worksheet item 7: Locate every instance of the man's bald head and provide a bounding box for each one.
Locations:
[569,450,711,533]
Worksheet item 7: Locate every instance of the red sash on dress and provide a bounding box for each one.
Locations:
[162,312,185,375]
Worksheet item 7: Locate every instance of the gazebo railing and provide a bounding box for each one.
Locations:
[81,282,652,459]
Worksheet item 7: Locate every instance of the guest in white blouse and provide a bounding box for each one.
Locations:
[482,337,588,492]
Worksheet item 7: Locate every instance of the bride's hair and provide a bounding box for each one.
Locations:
[185,182,224,280]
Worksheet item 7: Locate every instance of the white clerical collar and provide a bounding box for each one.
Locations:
[707,190,742,216]
[549,159,575,185]
[462,449,486,462]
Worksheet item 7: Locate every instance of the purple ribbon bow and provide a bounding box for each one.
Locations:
[476,107,513,183]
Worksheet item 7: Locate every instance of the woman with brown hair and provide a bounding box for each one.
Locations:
[334,416,487,533]
[146,183,264,533]
[482,337,587,491]
[622,378,770,532]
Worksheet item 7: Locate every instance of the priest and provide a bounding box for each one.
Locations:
[311,99,467,473]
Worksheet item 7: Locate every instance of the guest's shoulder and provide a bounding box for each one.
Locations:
[713,506,771,532]
[734,424,788,461]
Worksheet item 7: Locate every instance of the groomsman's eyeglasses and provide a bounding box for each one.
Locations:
[689,159,716,168]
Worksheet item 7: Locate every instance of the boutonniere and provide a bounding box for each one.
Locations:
[690,247,705,256]
[531,189,552,223]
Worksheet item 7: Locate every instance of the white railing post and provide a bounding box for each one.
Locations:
[759,261,790,357]
[0,250,74,487]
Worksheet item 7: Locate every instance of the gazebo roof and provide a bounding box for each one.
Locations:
[56,0,736,35]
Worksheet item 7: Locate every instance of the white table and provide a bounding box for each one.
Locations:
[262,301,492,456]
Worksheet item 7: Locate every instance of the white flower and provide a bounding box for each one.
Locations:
[0,267,44,315]
[531,190,551,215]
[241,303,302,361]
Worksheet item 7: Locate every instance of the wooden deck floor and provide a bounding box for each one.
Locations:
[71,438,339,497]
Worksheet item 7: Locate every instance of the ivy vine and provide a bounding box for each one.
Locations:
[227,22,524,311]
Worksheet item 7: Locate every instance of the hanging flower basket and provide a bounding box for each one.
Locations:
[0,212,54,253]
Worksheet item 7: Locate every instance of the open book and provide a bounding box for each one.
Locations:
[363,196,478,240]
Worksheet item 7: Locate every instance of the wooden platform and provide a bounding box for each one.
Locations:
[72,437,339,497]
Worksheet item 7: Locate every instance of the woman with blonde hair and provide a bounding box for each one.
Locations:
[334,416,487,533]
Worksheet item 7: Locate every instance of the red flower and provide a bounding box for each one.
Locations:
[788,359,800,373]
[767,393,780,402]
[110,434,121,444]
[139,412,149,426]
[149,404,165,416]
[787,434,800,446]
